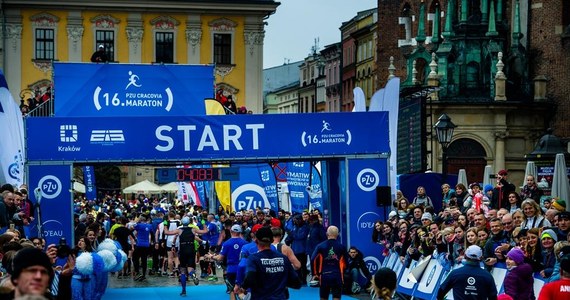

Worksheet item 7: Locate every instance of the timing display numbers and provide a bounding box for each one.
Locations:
[155,167,239,183]
[177,168,218,181]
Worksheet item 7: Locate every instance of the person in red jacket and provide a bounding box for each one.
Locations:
[539,254,570,299]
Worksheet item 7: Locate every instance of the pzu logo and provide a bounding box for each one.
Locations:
[38,175,62,199]
[356,168,379,192]
[364,256,381,277]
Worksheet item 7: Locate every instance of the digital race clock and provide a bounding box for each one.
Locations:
[155,167,239,184]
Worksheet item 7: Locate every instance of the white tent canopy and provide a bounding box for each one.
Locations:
[123,179,162,194]
[160,182,179,192]
[73,181,86,193]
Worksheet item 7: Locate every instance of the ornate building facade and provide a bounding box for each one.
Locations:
[1,0,278,114]
[377,0,558,184]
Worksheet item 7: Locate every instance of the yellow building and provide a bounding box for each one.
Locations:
[1,0,278,113]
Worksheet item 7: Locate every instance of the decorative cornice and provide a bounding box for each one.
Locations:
[208,18,237,32]
[126,27,143,53]
[126,27,143,43]
[5,24,22,51]
[150,16,180,30]
[30,12,59,28]
[185,28,202,48]
[66,25,84,51]
[90,15,120,28]
[243,31,264,56]
[216,82,239,95]
[32,60,52,74]
[215,65,234,79]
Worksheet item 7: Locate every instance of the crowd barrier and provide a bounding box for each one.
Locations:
[380,250,546,300]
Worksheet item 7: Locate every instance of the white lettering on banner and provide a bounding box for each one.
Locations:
[124,99,163,107]
[356,212,380,232]
[57,146,81,152]
[155,124,264,152]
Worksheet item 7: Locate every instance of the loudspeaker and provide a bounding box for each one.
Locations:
[376,186,392,207]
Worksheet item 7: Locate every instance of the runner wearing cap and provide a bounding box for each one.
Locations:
[209,224,247,299]
[437,245,497,300]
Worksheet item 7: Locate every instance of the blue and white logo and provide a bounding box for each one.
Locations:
[231,183,270,211]
[38,175,62,199]
[356,211,380,232]
[90,129,125,144]
[356,168,379,192]
[60,125,78,142]
[363,256,381,277]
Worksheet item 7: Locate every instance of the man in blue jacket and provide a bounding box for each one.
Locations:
[242,226,301,299]
[437,245,497,300]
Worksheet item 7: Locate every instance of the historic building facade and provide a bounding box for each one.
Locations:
[1,0,278,114]
[376,0,557,184]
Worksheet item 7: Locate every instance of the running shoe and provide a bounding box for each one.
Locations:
[169,272,177,278]
[207,275,218,282]
[190,271,199,286]
[138,276,147,282]
[134,274,144,281]
[180,290,187,297]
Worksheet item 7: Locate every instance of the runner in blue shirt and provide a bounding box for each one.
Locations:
[210,224,248,298]
[133,215,153,281]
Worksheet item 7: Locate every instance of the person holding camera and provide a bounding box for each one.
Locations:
[492,170,516,210]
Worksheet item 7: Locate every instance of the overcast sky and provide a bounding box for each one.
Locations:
[263,0,377,69]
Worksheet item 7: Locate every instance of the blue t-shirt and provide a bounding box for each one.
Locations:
[207,221,220,246]
[220,237,248,273]
[243,249,299,300]
[134,223,153,247]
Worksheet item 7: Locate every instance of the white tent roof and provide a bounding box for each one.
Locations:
[160,182,178,192]
[73,181,86,193]
[123,179,162,194]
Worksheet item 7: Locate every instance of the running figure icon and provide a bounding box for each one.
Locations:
[125,71,142,90]
[322,120,332,132]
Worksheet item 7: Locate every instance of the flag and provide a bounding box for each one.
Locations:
[352,87,366,112]
[0,71,25,187]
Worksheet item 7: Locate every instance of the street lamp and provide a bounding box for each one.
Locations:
[434,114,457,176]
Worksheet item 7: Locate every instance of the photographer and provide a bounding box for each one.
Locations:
[492,170,516,210]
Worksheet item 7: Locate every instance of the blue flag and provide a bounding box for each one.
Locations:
[82,166,97,200]
[286,162,311,213]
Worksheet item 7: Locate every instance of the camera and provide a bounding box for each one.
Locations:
[56,237,72,258]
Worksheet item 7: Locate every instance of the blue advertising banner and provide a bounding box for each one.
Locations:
[347,158,389,279]
[231,164,277,212]
[309,164,323,211]
[286,162,311,213]
[28,164,73,246]
[257,164,278,211]
[26,112,390,162]
[53,63,214,117]
[82,165,97,200]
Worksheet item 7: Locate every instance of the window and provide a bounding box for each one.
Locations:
[35,29,54,60]
[213,33,231,64]
[95,30,115,61]
[156,32,174,63]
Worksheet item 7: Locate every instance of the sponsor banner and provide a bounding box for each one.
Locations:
[309,164,323,211]
[231,164,277,212]
[26,112,390,162]
[0,71,25,187]
[347,158,388,278]
[54,63,214,117]
[28,165,73,246]
[286,162,310,213]
[82,166,97,200]
[257,164,278,211]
